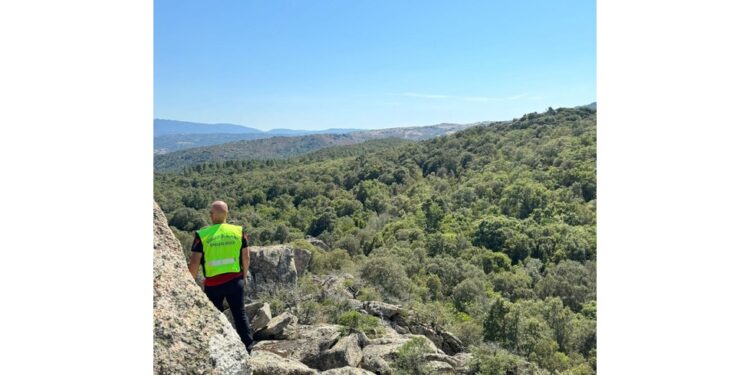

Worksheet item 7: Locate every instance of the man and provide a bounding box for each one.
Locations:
[188,200,254,353]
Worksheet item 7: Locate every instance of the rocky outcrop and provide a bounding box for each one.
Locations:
[355,301,466,355]
[249,244,312,296]
[154,201,469,374]
[251,319,471,374]
[153,202,251,374]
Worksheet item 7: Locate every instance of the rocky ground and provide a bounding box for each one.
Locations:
[154,202,472,374]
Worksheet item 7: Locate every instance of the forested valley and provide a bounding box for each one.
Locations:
[155,105,597,374]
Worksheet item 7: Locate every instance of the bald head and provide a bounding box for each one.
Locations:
[209,200,229,224]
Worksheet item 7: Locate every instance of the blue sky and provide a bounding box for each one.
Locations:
[155,0,595,131]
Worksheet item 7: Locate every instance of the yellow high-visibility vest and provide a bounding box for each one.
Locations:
[197,223,243,277]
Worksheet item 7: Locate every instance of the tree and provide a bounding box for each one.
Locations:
[360,256,411,301]
[499,179,549,219]
[421,198,445,233]
[452,277,488,313]
[535,260,596,312]
[168,207,207,232]
[484,298,512,343]
[273,224,289,243]
[307,209,336,237]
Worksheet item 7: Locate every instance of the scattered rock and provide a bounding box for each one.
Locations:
[249,350,317,375]
[153,202,251,374]
[361,334,439,374]
[439,330,466,356]
[450,353,473,374]
[223,302,273,333]
[313,334,363,370]
[255,311,298,340]
[320,367,376,375]
[423,360,456,374]
[253,324,344,367]
[252,340,323,366]
[362,301,402,319]
[306,236,330,251]
[314,274,356,300]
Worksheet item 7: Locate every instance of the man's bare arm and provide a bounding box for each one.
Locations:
[188,252,202,280]
[241,247,250,279]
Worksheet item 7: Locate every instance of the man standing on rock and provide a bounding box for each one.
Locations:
[188,200,255,353]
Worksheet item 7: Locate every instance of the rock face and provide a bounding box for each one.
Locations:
[153,202,251,375]
[249,244,312,296]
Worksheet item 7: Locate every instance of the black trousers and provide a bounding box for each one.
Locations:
[204,277,254,347]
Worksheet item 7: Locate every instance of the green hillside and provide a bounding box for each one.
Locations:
[154,105,597,374]
[153,122,478,171]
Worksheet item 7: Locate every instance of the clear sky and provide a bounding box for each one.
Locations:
[155,0,595,131]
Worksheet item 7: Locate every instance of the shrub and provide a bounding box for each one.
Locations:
[337,311,383,337]
[469,344,550,375]
[310,248,353,274]
[360,256,412,301]
[394,337,433,375]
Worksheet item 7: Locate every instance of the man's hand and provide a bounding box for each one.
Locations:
[241,246,250,280]
[188,252,202,280]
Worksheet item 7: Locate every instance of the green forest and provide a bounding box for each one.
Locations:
[154,105,597,374]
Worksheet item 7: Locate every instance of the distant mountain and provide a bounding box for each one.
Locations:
[154,119,262,137]
[153,122,480,171]
[266,128,363,136]
[154,119,365,153]
[358,122,486,141]
[578,102,596,110]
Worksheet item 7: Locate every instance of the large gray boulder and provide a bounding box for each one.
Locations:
[153,202,251,375]
[223,302,272,333]
[362,301,402,320]
[423,360,456,374]
[249,350,317,375]
[360,334,440,375]
[249,244,312,296]
[312,274,356,300]
[313,333,363,370]
[255,311,298,340]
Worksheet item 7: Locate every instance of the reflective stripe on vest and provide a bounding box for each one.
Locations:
[206,258,236,267]
[197,223,243,277]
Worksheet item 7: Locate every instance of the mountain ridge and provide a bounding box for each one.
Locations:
[154,122,480,171]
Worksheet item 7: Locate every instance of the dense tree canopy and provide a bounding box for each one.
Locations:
[155,106,597,374]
